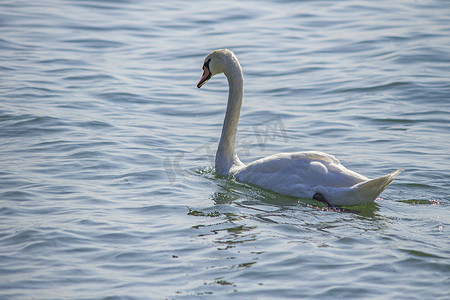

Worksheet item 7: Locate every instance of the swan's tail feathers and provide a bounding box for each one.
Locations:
[356,168,403,203]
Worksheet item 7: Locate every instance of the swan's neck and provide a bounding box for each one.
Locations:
[215,63,244,176]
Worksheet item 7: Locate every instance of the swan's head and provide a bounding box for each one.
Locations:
[197,49,240,88]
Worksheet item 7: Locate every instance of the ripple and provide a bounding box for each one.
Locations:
[62,38,127,49]
[97,92,148,104]
[63,74,117,82]
[330,81,411,94]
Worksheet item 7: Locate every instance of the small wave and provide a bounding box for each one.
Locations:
[398,248,445,259]
[96,92,148,104]
[399,199,441,206]
[329,81,410,94]
[62,38,126,50]
[63,74,117,82]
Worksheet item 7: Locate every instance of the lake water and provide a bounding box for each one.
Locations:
[1,0,449,298]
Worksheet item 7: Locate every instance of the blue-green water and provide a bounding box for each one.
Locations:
[1,0,449,298]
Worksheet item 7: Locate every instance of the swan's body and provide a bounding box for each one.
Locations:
[197,49,401,206]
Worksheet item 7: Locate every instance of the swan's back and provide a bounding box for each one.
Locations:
[235,151,368,199]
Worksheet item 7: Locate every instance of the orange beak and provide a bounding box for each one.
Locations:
[197,65,211,88]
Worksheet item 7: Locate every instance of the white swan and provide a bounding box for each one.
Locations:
[197,49,401,206]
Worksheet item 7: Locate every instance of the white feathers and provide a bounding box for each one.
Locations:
[198,49,401,205]
[310,161,328,175]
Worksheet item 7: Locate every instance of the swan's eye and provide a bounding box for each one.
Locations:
[203,59,211,71]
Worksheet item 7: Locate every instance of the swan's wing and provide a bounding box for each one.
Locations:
[235,151,368,198]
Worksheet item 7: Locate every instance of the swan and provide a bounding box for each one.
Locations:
[197,49,401,206]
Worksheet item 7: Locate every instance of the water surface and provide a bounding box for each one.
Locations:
[1,0,449,298]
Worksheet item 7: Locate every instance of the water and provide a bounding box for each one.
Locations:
[1,0,449,298]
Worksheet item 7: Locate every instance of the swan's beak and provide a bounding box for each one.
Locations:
[197,65,211,88]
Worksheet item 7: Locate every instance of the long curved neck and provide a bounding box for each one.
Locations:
[215,62,244,176]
